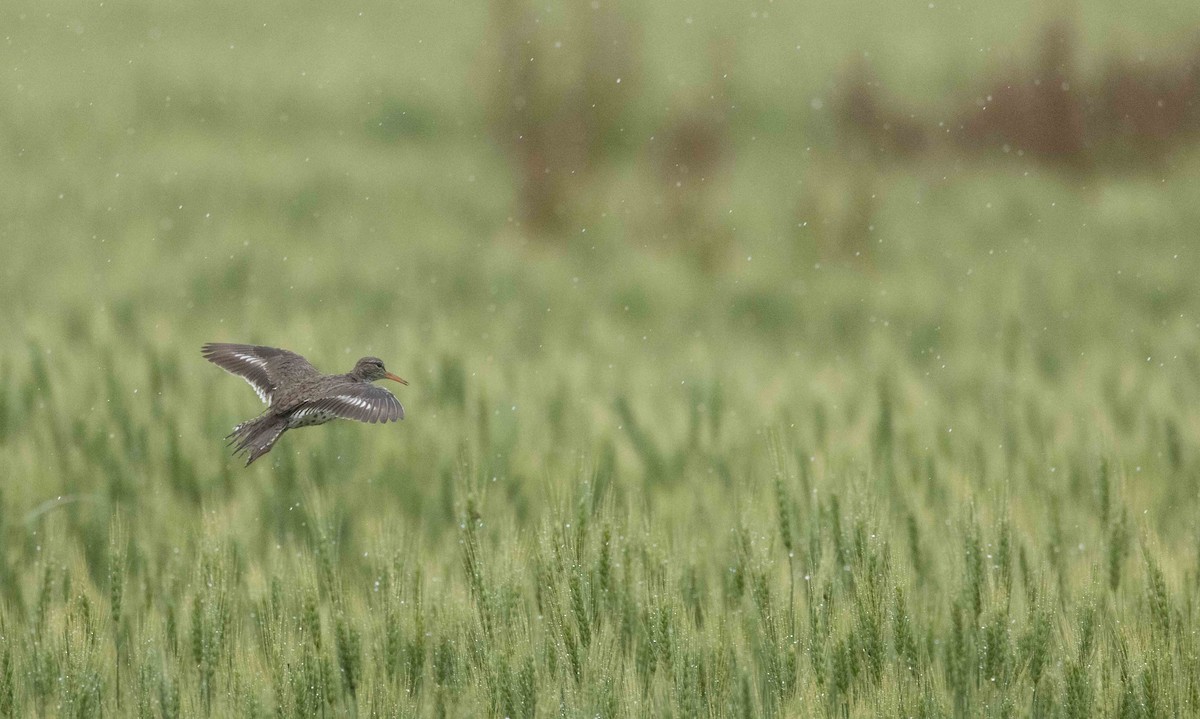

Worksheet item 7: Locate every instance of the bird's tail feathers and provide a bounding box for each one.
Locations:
[227,415,288,466]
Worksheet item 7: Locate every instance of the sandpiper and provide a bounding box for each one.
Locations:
[202,343,407,465]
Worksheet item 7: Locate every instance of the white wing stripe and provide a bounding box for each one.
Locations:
[233,352,268,367]
[287,389,401,424]
[249,381,270,404]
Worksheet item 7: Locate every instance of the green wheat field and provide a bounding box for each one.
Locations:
[4,0,1200,717]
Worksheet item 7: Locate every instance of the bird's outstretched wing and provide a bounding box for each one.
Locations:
[298,383,404,424]
[201,343,319,406]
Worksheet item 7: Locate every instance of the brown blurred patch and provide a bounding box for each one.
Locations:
[484,0,640,236]
[1096,44,1200,165]
[955,19,1089,168]
[796,61,899,269]
[651,47,735,272]
[836,59,928,161]
[838,18,1200,171]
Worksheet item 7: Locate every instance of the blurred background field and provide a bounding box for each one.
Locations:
[3,0,1200,716]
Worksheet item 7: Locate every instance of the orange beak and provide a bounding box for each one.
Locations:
[384,371,409,386]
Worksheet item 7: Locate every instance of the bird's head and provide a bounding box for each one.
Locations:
[352,356,408,385]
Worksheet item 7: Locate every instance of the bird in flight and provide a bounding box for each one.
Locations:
[202,343,407,465]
